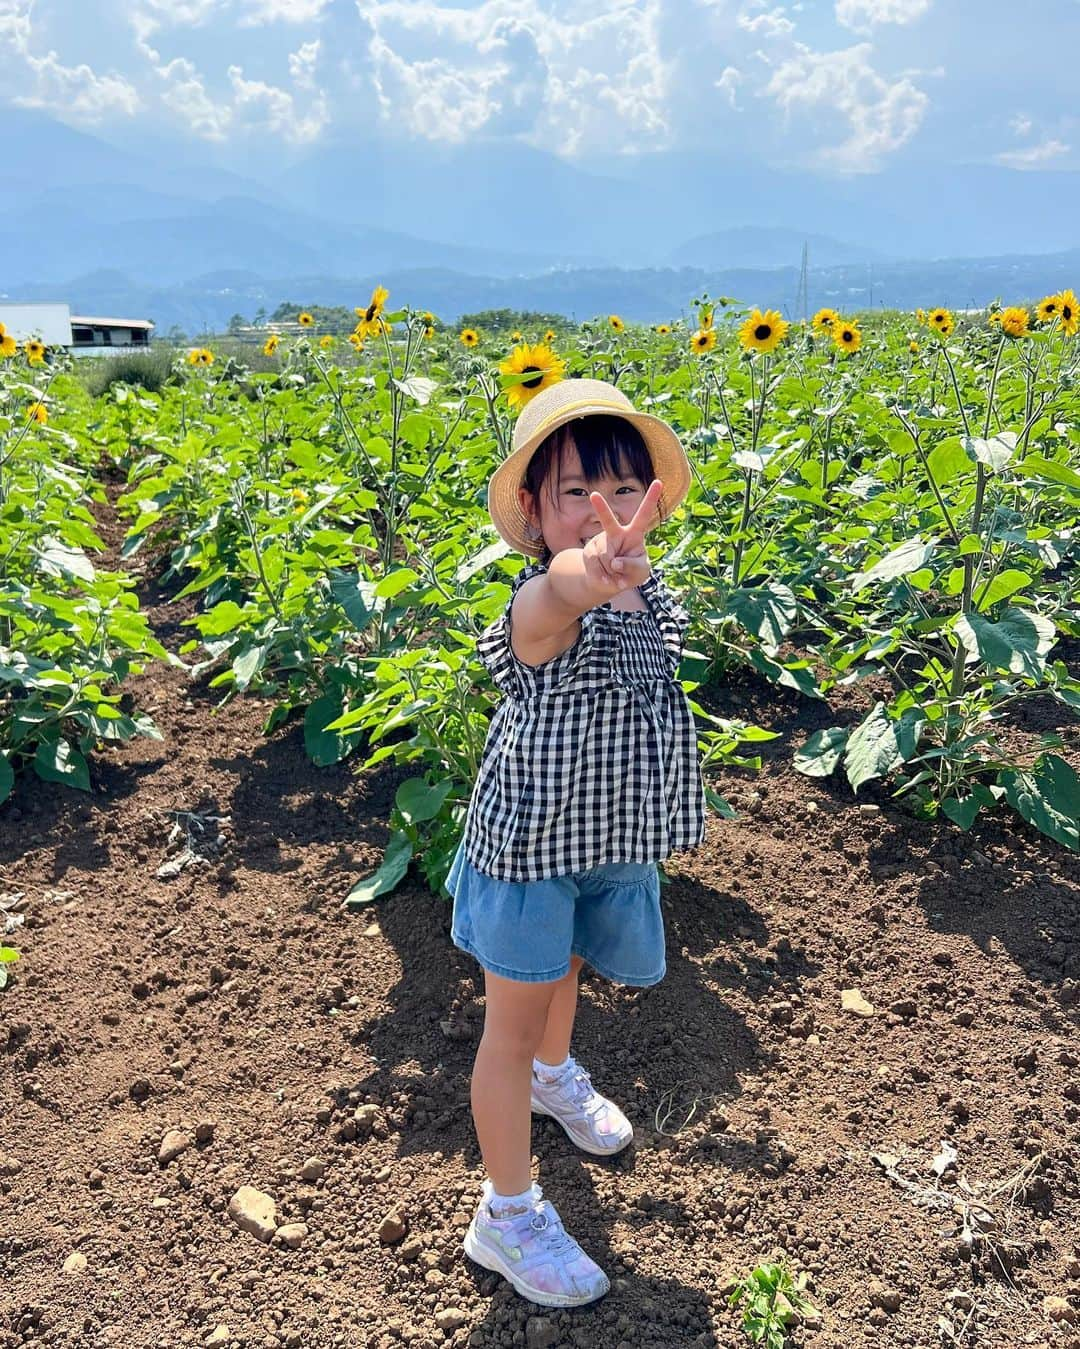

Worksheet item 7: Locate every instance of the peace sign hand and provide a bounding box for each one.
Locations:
[581,479,665,597]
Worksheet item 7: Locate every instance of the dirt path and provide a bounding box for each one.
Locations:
[1,474,1078,1349]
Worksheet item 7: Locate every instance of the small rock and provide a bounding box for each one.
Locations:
[931,949,953,967]
[158,1130,192,1166]
[869,1279,902,1313]
[1044,1296,1077,1325]
[888,998,917,1019]
[62,1252,87,1275]
[228,1186,277,1243]
[274,1223,308,1249]
[435,1308,468,1333]
[840,988,876,1017]
[300,1157,326,1182]
[354,1104,382,1136]
[195,1121,216,1145]
[129,1078,151,1101]
[379,1207,408,1245]
[526,1316,558,1349]
[398,1238,423,1263]
[204,1326,231,1347]
[0,1155,21,1177]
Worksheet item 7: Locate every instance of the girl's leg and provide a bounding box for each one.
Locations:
[471,970,563,1195]
[535,955,584,1067]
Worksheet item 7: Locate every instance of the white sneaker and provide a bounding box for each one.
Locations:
[531,1057,633,1156]
[463,1180,610,1308]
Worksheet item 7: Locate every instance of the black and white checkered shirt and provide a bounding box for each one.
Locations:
[462,560,707,882]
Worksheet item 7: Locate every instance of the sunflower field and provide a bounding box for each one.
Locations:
[1,289,1078,900]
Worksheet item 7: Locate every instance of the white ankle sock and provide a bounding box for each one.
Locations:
[533,1053,571,1083]
[488,1183,537,1218]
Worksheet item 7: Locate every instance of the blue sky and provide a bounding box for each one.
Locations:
[2,0,1077,178]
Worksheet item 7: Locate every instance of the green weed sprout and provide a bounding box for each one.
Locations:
[728,1258,819,1347]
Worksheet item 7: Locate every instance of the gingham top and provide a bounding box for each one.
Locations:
[462,560,707,881]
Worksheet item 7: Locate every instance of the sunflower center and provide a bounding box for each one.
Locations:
[1064,305,1074,320]
[521,366,545,388]
[754,324,771,340]
[364,304,376,322]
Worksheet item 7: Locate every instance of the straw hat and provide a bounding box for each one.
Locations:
[487,377,693,558]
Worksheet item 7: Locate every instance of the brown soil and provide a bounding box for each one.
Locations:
[2,478,1079,1349]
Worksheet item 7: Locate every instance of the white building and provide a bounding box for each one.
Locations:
[0,302,154,357]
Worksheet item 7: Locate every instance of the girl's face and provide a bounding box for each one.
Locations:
[517,435,650,557]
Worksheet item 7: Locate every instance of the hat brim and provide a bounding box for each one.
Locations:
[487,406,692,558]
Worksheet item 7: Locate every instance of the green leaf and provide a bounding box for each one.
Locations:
[395,777,453,826]
[33,740,90,792]
[727,583,798,646]
[1022,454,1080,492]
[747,647,823,699]
[942,794,982,830]
[0,754,12,806]
[374,568,420,600]
[962,432,1017,472]
[393,376,438,405]
[926,437,971,486]
[329,569,377,631]
[1000,755,1079,851]
[794,726,848,778]
[844,702,903,791]
[232,644,266,691]
[304,691,354,767]
[955,607,1056,678]
[198,600,246,637]
[850,537,937,593]
[974,568,1031,611]
[33,536,96,583]
[343,831,413,906]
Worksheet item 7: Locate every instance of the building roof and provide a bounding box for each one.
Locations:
[70,315,155,330]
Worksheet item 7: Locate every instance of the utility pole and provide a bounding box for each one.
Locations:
[795,241,809,325]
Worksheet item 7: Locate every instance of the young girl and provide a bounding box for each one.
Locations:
[443,377,707,1307]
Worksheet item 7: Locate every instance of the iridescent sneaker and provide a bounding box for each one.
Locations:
[463,1180,610,1308]
[531,1058,633,1156]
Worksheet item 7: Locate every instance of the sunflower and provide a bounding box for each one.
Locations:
[690,328,717,355]
[608,315,625,333]
[698,308,714,332]
[1036,295,1059,324]
[499,342,566,412]
[25,339,46,365]
[195,348,214,366]
[459,328,480,347]
[915,308,926,325]
[0,332,15,358]
[909,340,919,354]
[928,307,953,335]
[298,312,314,328]
[987,311,1002,327]
[510,330,523,341]
[319,334,335,349]
[263,334,280,357]
[544,328,556,343]
[999,306,1029,339]
[833,322,861,354]
[812,307,839,336]
[28,402,47,424]
[1056,289,1078,336]
[291,488,309,506]
[348,332,363,349]
[738,308,788,354]
[655,323,672,335]
[354,285,389,338]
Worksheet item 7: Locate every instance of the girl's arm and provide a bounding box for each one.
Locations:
[512,547,640,650]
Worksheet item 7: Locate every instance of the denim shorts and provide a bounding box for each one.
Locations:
[443,841,666,987]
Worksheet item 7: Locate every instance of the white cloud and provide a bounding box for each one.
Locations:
[835,0,930,31]
[288,39,321,90]
[996,138,1070,169]
[1009,113,1033,138]
[357,0,670,156]
[763,41,928,172]
[715,64,743,109]
[157,56,232,140]
[239,0,332,26]
[228,63,329,142]
[737,7,794,37]
[1,0,140,124]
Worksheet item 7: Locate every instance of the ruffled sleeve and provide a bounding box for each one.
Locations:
[475,562,609,699]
